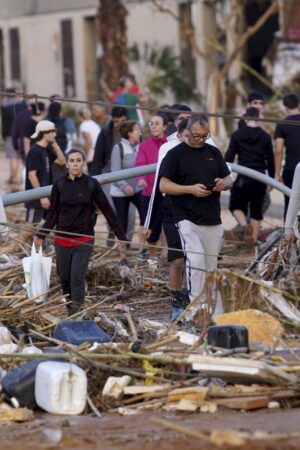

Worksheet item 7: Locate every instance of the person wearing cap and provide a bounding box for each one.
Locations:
[225,107,274,245]
[25,120,66,224]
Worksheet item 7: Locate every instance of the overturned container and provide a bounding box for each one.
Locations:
[207,325,249,350]
[35,361,87,415]
[53,320,110,345]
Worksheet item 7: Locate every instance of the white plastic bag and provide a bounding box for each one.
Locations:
[22,243,52,303]
[0,195,8,241]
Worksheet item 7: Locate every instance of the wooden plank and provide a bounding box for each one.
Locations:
[39,312,60,325]
[215,396,269,410]
[168,387,209,403]
[187,355,297,385]
[123,384,171,395]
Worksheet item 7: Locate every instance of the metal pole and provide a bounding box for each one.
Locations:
[2,164,156,206]
[1,163,291,207]
[229,163,291,196]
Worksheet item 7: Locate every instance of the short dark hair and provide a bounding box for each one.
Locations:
[171,103,192,121]
[157,104,173,123]
[67,149,86,161]
[187,113,209,129]
[177,118,189,134]
[283,93,299,109]
[35,129,55,142]
[111,106,128,118]
[118,120,138,139]
[48,101,62,118]
[247,91,264,103]
[244,106,259,119]
[31,102,45,115]
[152,112,168,126]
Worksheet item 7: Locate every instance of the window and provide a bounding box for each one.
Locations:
[61,19,76,97]
[9,28,21,81]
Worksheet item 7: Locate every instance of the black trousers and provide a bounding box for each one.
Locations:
[282,168,295,220]
[141,195,162,243]
[55,243,93,313]
[112,192,143,240]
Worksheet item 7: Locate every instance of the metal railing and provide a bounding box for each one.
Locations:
[1,162,291,207]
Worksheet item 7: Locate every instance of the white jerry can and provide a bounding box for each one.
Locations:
[35,361,87,415]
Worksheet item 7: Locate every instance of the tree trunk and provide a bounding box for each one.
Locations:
[97,0,129,94]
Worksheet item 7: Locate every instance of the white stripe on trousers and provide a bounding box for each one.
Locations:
[177,220,224,319]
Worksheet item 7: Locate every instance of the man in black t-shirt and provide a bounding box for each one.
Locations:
[159,114,232,321]
[275,93,300,218]
[25,120,66,223]
[23,102,46,156]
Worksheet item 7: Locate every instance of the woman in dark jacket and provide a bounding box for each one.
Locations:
[34,149,127,315]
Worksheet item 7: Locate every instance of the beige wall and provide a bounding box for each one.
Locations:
[0,1,213,105]
[126,0,179,99]
[0,7,97,101]
[126,0,214,106]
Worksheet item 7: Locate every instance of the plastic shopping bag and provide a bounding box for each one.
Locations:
[0,195,8,241]
[22,243,52,303]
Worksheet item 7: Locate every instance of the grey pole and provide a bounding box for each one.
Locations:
[1,163,291,207]
[2,164,156,206]
[229,163,291,196]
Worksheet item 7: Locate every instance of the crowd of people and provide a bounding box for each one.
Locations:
[1,81,300,322]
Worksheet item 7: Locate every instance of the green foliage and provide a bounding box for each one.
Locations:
[129,43,201,103]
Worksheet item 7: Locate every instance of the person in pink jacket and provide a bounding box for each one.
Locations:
[134,113,167,263]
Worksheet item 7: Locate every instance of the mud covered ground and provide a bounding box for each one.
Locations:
[1,408,300,449]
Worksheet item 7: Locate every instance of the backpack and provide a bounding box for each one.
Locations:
[56,176,98,227]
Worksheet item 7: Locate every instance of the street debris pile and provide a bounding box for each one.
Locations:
[1,217,300,447]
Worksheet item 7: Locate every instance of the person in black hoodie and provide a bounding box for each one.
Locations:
[225,107,274,245]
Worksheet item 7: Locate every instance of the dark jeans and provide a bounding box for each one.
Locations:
[141,195,162,243]
[282,168,295,220]
[55,243,93,314]
[112,192,143,240]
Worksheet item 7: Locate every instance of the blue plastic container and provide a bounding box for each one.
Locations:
[2,360,41,409]
[207,325,249,349]
[53,320,111,345]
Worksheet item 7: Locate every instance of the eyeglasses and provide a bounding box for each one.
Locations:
[188,128,210,141]
[148,121,162,127]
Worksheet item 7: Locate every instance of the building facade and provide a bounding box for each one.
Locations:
[0,0,217,104]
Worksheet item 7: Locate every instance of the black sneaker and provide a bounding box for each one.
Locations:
[136,249,149,261]
[106,230,115,248]
[171,290,190,309]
